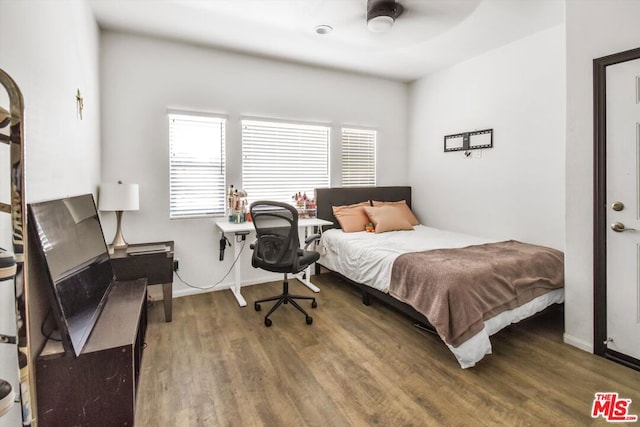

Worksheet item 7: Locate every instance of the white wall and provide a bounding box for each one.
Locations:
[0,1,101,424]
[407,25,566,251]
[100,31,409,297]
[564,0,640,352]
[4,6,634,421]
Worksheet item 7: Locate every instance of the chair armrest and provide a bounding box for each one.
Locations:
[304,234,321,249]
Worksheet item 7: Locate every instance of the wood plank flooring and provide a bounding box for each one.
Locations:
[136,273,640,426]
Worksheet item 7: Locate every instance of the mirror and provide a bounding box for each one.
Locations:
[0,67,35,425]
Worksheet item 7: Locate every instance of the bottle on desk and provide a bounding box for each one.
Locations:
[227,184,235,221]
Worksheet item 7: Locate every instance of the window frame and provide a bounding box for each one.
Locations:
[341,126,377,187]
[241,117,331,205]
[168,110,227,220]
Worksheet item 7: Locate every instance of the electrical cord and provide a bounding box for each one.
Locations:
[40,309,62,342]
[175,239,246,290]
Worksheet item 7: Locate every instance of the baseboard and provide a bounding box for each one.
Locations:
[172,276,266,299]
[170,271,315,299]
[563,333,593,353]
[171,282,232,299]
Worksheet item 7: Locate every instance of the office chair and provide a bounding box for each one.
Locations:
[250,201,320,327]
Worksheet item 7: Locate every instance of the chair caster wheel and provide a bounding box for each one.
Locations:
[264,318,272,327]
[255,303,261,312]
[311,300,317,309]
[306,316,313,325]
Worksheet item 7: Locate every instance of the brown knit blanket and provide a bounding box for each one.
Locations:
[389,240,564,347]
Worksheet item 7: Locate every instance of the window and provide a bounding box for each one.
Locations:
[242,119,330,204]
[168,112,226,219]
[341,127,376,187]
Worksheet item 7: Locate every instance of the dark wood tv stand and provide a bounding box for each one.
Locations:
[36,278,147,426]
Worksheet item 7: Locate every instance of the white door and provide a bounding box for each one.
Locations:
[606,58,640,360]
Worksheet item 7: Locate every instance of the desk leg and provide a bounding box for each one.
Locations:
[230,287,247,307]
[225,232,247,307]
[296,225,320,293]
[162,282,172,322]
[296,265,320,293]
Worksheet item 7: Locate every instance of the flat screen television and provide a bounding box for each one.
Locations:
[28,194,115,356]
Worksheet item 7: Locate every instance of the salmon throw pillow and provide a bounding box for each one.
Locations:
[332,202,371,232]
[364,205,414,233]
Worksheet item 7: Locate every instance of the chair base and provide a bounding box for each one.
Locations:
[254,276,317,327]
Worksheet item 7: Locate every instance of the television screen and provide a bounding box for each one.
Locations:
[28,194,114,356]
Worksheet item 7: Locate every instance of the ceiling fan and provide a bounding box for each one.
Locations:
[366,0,404,33]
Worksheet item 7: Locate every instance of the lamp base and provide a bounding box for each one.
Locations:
[110,210,128,250]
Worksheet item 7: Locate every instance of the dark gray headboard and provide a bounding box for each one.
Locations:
[315,186,412,230]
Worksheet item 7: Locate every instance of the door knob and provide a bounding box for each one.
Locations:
[611,222,636,232]
[611,201,624,211]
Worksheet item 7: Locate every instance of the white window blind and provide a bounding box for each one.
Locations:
[242,119,330,204]
[341,127,376,187]
[169,112,226,219]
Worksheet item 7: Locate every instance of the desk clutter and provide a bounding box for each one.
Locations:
[125,243,171,255]
[226,186,318,223]
[227,185,249,223]
[292,191,317,219]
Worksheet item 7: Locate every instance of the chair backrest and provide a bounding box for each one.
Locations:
[250,201,300,271]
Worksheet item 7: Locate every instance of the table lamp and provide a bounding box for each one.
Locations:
[98,181,139,250]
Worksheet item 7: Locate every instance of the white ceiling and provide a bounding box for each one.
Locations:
[89,0,564,82]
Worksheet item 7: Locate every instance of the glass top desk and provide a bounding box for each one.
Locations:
[215,217,332,307]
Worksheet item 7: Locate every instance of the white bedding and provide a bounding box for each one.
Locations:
[318,225,565,368]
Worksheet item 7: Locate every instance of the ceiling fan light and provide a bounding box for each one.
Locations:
[367,15,394,32]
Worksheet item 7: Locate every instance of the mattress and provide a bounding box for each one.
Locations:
[319,225,494,291]
[318,225,565,368]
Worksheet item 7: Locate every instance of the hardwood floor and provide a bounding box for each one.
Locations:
[136,273,640,426]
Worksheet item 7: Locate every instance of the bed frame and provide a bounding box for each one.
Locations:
[314,186,435,331]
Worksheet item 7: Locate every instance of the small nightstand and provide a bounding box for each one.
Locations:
[110,241,174,322]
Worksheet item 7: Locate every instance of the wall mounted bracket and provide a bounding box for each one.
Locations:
[444,128,493,152]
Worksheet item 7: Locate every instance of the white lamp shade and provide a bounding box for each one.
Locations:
[367,15,394,32]
[98,183,139,211]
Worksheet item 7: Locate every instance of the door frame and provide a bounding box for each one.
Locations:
[593,46,640,370]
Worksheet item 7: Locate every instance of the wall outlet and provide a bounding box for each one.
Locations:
[173,259,179,271]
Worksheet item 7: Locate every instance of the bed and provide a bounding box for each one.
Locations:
[314,186,564,368]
